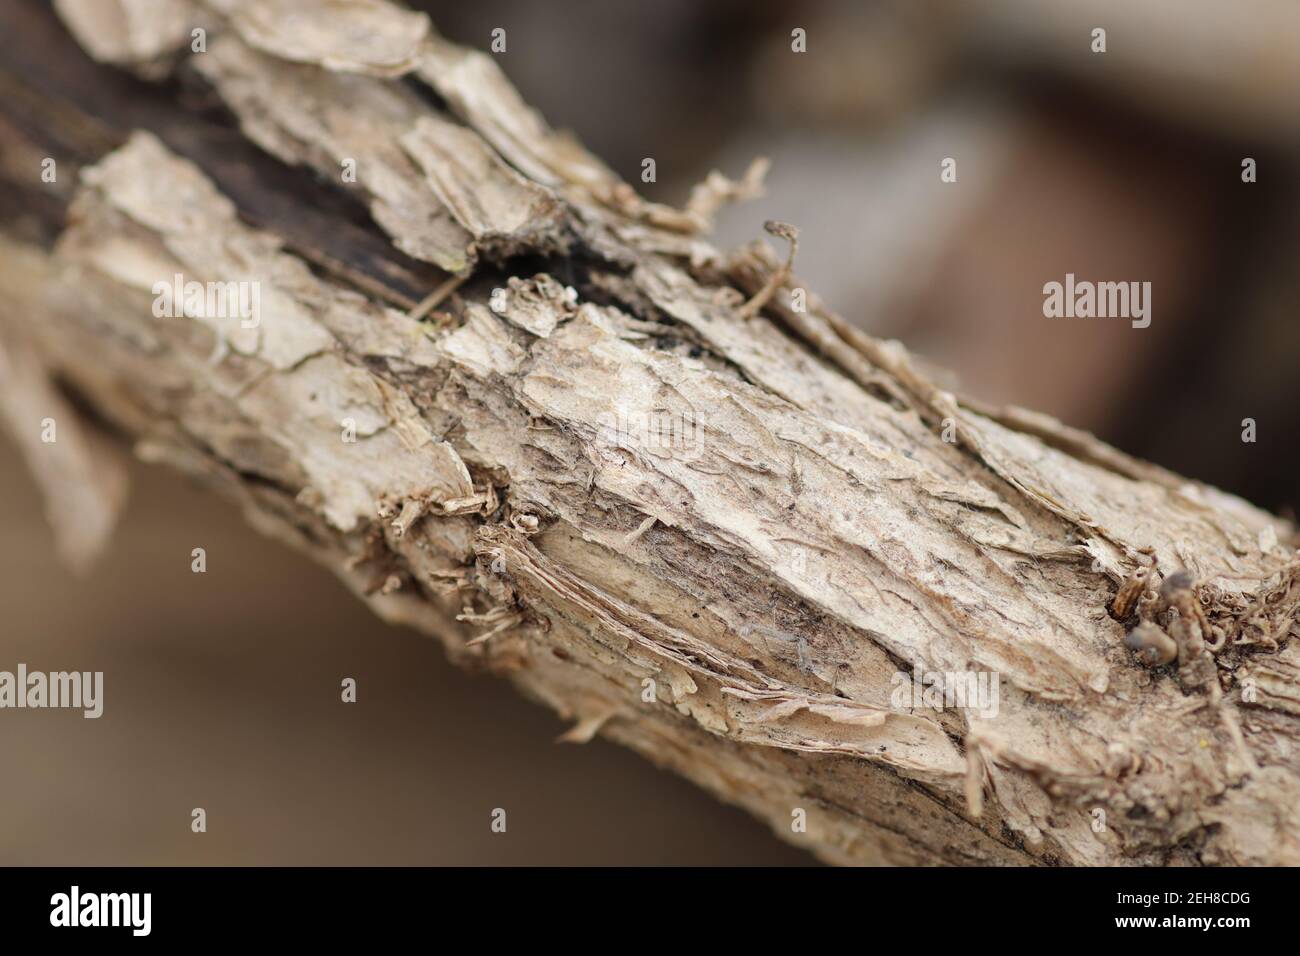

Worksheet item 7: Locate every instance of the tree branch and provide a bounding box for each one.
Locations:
[2,0,1298,865]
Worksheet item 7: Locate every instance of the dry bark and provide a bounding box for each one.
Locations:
[2,0,1299,866]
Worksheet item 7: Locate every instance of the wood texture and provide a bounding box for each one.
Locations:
[2,0,1299,866]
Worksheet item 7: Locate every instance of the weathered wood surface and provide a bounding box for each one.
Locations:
[1,0,1298,865]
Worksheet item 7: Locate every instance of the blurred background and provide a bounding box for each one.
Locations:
[2,0,1299,864]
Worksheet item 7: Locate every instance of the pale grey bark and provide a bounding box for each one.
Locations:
[2,0,1298,866]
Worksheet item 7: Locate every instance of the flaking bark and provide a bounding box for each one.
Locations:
[2,0,1299,866]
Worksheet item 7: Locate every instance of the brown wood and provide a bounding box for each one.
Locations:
[2,0,1299,866]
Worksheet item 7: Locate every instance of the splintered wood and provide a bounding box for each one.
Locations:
[0,0,1297,865]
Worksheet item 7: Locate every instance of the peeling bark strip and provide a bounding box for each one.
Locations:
[2,0,1299,866]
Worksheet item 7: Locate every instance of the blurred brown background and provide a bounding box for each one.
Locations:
[0,457,811,865]
[3,0,1299,864]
